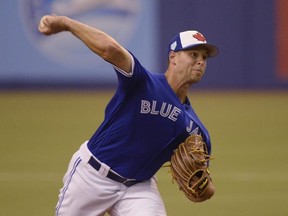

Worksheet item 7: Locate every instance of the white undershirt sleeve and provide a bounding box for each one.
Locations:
[112,52,135,77]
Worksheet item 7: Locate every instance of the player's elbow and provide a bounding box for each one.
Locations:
[101,42,124,63]
[101,42,131,72]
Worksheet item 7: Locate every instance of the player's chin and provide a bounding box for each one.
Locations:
[191,75,202,84]
[191,72,203,82]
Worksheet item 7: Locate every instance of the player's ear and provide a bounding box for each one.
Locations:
[168,51,177,64]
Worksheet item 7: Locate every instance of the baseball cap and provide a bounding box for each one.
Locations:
[168,30,219,58]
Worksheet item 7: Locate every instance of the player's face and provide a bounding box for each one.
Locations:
[175,48,208,83]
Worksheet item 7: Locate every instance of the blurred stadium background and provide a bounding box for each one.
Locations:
[1,0,288,215]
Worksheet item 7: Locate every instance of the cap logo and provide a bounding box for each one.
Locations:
[170,41,177,50]
[193,32,206,42]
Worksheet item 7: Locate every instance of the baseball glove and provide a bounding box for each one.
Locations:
[170,134,215,202]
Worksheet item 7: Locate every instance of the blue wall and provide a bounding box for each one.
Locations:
[0,0,158,88]
[158,0,284,89]
[0,0,287,89]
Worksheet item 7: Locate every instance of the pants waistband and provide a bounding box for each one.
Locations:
[79,141,140,187]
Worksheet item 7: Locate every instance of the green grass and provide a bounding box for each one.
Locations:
[1,90,288,216]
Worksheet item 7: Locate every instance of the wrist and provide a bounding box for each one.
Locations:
[60,16,70,31]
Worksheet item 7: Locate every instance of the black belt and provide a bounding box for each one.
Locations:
[88,157,140,187]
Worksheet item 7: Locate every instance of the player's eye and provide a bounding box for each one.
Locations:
[191,52,207,61]
[202,54,208,60]
[190,52,198,59]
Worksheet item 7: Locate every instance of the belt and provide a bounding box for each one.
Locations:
[88,156,140,187]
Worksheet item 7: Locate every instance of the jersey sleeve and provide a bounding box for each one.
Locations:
[112,52,135,78]
[112,51,149,91]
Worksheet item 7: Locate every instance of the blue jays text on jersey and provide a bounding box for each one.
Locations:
[87,53,212,181]
[140,100,181,122]
[140,99,202,136]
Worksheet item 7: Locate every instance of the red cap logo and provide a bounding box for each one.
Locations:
[193,32,206,42]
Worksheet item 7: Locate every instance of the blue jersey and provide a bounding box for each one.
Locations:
[87,54,211,181]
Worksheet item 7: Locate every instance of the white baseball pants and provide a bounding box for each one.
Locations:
[55,142,167,216]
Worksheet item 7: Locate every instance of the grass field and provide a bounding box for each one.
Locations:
[1,90,288,216]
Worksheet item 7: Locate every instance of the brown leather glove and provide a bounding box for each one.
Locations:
[170,134,215,202]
